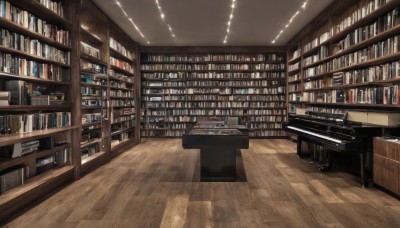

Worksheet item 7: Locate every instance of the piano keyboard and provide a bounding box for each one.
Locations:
[287,126,342,144]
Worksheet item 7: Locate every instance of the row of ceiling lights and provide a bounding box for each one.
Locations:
[272,0,308,44]
[114,0,309,45]
[223,0,237,44]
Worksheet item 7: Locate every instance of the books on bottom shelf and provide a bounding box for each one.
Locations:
[0,165,26,195]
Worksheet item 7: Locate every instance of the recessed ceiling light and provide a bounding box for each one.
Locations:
[114,0,150,44]
[154,0,176,39]
[271,1,308,44]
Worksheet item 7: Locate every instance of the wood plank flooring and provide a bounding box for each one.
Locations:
[3,139,400,227]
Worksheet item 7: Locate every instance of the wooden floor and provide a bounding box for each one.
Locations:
[4,139,400,227]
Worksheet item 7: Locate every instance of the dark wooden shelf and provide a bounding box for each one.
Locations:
[141,69,286,73]
[288,55,301,64]
[287,68,301,75]
[0,71,70,85]
[110,47,135,63]
[0,144,70,171]
[81,82,108,88]
[111,105,135,108]
[80,139,102,148]
[81,151,106,166]
[80,52,107,66]
[0,125,79,148]
[80,28,104,45]
[0,104,70,112]
[110,86,132,91]
[112,119,135,125]
[0,17,71,51]
[82,121,103,128]
[302,24,400,70]
[110,65,134,76]
[12,0,72,29]
[141,60,283,64]
[111,127,135,136]
[287,79,301,84]
[0,46,70,67]
[302,102,400,108]
[108,76,135,85]
[109,96,134,99]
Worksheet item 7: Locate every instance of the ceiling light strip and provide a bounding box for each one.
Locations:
[115,0,150,44]
[155,0,176,38]
[223,0,237,44]
[272,0,308,44]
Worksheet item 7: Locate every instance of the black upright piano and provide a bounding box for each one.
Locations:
[182,120,249,182]
[284,111,393,186]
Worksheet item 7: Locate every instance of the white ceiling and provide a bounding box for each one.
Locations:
[92,0,333,46]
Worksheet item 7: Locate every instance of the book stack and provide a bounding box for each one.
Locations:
[0,91,10,106]
[333,72,344,86]
[0,165,26,195]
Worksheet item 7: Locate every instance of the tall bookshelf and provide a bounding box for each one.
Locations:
[108,21,139,156]
[78,0,109,173]
[0,0,141,220]
[140,47,287,138]
[287,0,400,117]
[0,0,76,221]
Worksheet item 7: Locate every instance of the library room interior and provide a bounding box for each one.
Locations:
[0,0,400,226]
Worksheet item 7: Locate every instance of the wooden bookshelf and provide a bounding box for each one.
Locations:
[0,0,75,222]
[287,0,400,116]
[140,47,287,138]
[0,0,141,221]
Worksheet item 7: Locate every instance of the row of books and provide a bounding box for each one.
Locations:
[80,59,104,73]
[1,1,68,44]
[142,53,284,62]
[81,73,107,86]
[337,9,400,52]
[291,49,301,60]
[288,73,300,82]
[303,46,328,66]
[0,53,70,81]
[248,123,283,129]
[81,42,100,59]
[288,62,299,72]
[81,144,99,160]
[110,90,133,97]
[31,93,65,105]
[110,81,129,90]
[81,98,105,108]
[109,37,134,61]
[248,116,286,122]
[142,63,285,71]
[288,84,300,92]
[330,35,399,70]
[0,112,71,134]
[304,79,325,90]
[38,0,64,18]
[110,56,134,73]
[304,37,319,53]
[81,87,105,96]
[162,101,286,108]
[110,99,133,106]
[302,85,400,104]
[82,113,102,125]
[338,60,399,84]
[0,29,70,65]
[143,72,285,80]
[331,0,393,35]
[109,70,134,83]
[112,115,134,124]
[0,148,68,194]
[249,130,285,137]
[143,80,282,87]
[143,95,286,102]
